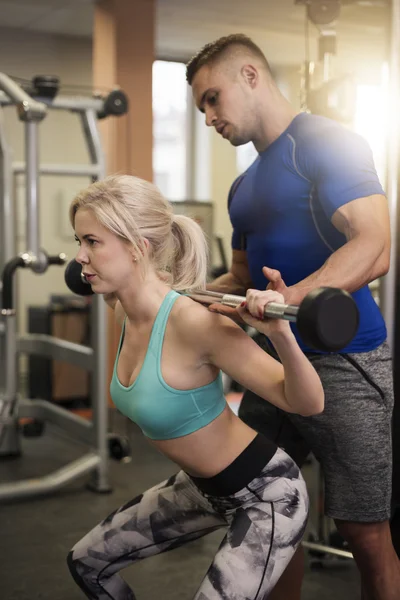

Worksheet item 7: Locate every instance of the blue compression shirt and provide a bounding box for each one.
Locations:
[229,112,387,353]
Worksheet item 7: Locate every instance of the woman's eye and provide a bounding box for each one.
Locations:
[88,239,97,246]
[209,94,217,105]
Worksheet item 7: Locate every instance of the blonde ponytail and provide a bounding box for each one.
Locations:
[170,214,208,291]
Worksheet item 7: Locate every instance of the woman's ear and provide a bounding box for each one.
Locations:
[138,238,150,258]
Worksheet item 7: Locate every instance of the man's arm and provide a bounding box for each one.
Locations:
[207,249,253,295]
[285,193,390,306]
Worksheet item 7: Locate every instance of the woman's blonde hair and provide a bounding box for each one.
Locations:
[69,174,208,291]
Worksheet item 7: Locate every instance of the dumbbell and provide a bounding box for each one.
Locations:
[188,288,359,352]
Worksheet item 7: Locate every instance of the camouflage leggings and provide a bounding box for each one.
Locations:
[67,447,308,599]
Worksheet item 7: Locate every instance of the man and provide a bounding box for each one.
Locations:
[186,34,398,600]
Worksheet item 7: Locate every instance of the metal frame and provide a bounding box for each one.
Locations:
[0,90,109,114]
[0,73,111,501]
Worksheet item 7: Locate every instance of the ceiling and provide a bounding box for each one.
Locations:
[0,0,391,66]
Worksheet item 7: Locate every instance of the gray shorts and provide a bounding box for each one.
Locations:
[238,338,394,522]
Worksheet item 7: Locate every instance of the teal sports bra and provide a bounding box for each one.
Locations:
[110,290,227,440]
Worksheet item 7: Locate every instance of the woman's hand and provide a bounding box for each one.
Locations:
[236,289,291,337]
[236,267,292,337]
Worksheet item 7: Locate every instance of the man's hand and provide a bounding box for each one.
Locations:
[264,266,303,307]
[207,266,298,322]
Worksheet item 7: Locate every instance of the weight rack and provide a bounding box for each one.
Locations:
[0,74,128,501]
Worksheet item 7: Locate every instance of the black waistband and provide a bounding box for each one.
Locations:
[188,434,277,497]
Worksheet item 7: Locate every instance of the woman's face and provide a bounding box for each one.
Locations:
[74,208,137,295]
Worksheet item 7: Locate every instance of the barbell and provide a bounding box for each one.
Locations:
[64,259,359,352]
[187,288,359,352]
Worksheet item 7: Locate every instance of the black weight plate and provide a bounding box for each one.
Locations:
[32,75,60,99]
[108,435,131,461]
[104,90,129,116]
[307,1,340,26]
[297,287,359,351]
[64,259,94,296]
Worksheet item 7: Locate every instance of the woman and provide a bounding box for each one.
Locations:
[67,174,324,600]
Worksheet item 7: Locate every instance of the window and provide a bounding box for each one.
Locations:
[152,60,188,200]
[236,141,258,174]
[353,65,389,187]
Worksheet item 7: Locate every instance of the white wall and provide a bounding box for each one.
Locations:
[0,28,93,352]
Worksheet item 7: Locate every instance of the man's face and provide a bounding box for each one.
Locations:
[191,64,255,147]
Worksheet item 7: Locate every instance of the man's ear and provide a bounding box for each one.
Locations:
[241,64,258,88]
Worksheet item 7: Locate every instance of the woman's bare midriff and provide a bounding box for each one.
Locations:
[148,405,259,478]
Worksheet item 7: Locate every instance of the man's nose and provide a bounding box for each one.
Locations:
[205,109,217,128]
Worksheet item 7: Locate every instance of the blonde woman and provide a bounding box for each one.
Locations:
[67,174,323,600]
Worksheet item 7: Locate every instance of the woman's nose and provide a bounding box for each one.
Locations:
[75,246,88,264]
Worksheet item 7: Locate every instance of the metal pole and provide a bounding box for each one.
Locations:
[0,91,107,114]
[90,296,110,492]
[380,0,400,350]
[0,108,15,396]
[0,73,46,121]
[4,317,17,404]
[80,109,106,178]
[25,121,40,261]
[0,453,101,501]
[0,108,15,266]
[81,108,110,491]
[13,162,102,178]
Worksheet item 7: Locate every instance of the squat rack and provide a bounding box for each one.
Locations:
[0,74,128,501]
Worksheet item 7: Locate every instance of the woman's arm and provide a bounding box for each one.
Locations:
[181,301,324,417]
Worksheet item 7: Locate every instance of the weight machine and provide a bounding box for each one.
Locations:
[0,73,128,501]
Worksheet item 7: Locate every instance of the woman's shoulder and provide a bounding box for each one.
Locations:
[171,294,239,347]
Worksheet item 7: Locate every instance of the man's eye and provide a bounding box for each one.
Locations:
[209,94,217,105]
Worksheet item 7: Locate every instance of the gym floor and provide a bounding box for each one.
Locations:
[0,411,360,600]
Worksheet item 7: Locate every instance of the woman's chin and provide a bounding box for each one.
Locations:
[90,281,104,293]
[93,283,115,295]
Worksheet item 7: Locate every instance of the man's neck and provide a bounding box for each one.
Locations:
[254,95,299,153]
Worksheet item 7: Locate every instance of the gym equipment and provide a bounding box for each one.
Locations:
[0,73,129,503]
[30,75,60,100]
[187,287,359,352]
[13,73,128,119]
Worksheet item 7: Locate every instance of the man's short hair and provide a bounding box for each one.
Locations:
[186,33,271,85]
